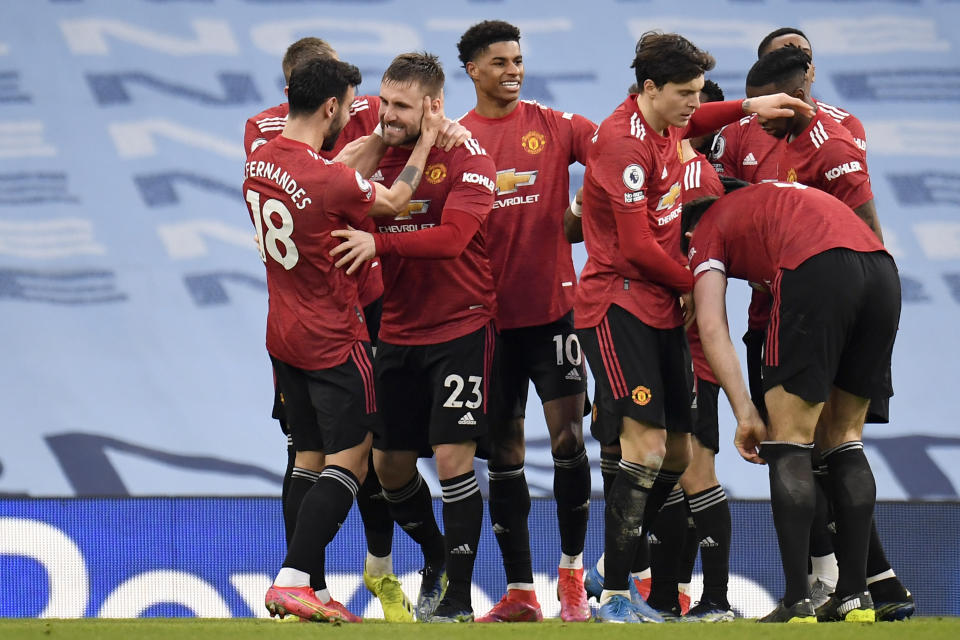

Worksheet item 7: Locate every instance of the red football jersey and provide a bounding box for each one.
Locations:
[459,101,596,329]
[777,110,873,210]
[372,140,498,346]
[244,96,384,306]
[682,152,724,385]
[688,182,886,289]
[709,114,780,183]
[575,96,692,330]
[814,99,866,153]
[243,135,377,369]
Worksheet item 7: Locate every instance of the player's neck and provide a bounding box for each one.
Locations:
[474,93,519,119]
[787,104,817,143]
[636,96,669,136]
[281,117,325,152]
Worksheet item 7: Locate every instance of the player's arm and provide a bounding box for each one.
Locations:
[853,199,884,243]
[365,97,443,217]
[333,133,388,179]
[687,95,814,139]
[693,269,766,464]
[563,187,584,243]
[615,207,693,292]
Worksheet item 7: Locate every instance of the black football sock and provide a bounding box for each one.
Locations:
[554,447,591,557]
[866,519,910,601]
[687,485,731,606]
[824,442,875,598]
[647,487,688,611]
[285,467,326,590]
[487,463,533,585]
[810,457,837,558]
[441,471,483,607]
[633,468,683,573]
[283,465,358,592]
[760,441,815,607]
[677,502,699,586]
[281,433,295,545]
[600,450,620,499]
[382,472,445,568]
[604,459,658,591]
[356,451,394,559]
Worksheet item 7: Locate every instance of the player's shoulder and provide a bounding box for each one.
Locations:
[814,99,856,124]
[349,94,380,115]
[249,103,288,131]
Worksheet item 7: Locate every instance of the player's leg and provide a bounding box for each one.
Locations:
[373,341,446,620]
[813,251,901,623]
[757,385,821,622]
[646,481,690,617]
[480,329,540,622]
[265,352,379,623]
[807,450,839,607]
[679,378,734,622]
[425,323,497,623]
[530,314,591,621]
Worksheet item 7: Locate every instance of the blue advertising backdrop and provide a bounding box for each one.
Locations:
[2,498,957,618]
[1,0,958,501]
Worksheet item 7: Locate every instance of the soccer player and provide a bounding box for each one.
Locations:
[331,52,498,624]
[574,31,812,624]
[683,181,900,623]
[247,57,442,622]
[244,38,470,622]
[743,45,913,620]
[454,20,595,623]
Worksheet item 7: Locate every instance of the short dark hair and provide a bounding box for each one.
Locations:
[287,58,361,118]
[382,52,445,97]
[701,78,724,103]
[756,27,809,58]
[746,45,811,92]
[457,20,521,68]
[631,31,715,89]
[680,178,750,254]
[282,37,337,83]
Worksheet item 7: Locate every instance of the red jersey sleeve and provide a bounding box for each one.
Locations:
[244,117,265,158]
[686,100,745,139]
[566,112,598,165]
[595,135,693,293]
[324,164,377,226]
[817,139,873,210]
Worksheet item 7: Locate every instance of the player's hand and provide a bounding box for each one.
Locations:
[734,406,768,464]
[419,96,444,148]
[742,92,815,120]
[680,290,696,329]
[332,135,370,165]
[330,226,376,275]
[435,118,472,152]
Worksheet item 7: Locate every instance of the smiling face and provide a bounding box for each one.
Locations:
[646,75,705,129]
[378,80,429,147]
[467,39,523,105]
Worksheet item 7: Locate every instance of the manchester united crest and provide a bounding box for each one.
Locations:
[521,130,546,155]
[631,385,652,406]
[426,163,447,184]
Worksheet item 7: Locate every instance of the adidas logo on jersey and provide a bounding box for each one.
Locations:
[699,536,719,548]
[648,533,661,545]
[451,544,474,555]
[370,169,384,182]
[458,412,477,426]
[742,152,758,166]
[565,368,582,381]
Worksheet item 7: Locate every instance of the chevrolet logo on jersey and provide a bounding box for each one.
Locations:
[394,200,430,221]
[656,182,681,211]
[495,169,538,195]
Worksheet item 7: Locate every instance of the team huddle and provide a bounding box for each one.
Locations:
[241,21,914,624]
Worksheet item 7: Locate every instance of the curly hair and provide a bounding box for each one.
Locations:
[457,20,521,68]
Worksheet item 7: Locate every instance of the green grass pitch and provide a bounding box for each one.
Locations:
[2,618,959,640]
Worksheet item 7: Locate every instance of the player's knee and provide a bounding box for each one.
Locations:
[549,427,583,458]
